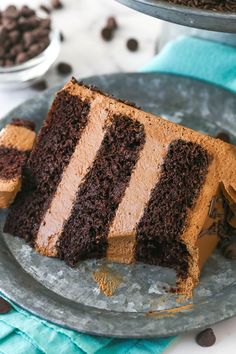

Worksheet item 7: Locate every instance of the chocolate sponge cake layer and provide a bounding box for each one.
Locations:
[57,115,146,266]
[0,147,29,180]
[4,91,90,242]
[135,140,210,279]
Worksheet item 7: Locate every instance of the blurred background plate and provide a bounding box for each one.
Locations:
[116,0,236,33]
[0,73,236,338]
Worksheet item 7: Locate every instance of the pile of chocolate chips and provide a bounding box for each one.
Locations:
[0,5,51,67]
[167,0,236,12]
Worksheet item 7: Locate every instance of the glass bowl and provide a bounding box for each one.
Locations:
[0,29,61,89]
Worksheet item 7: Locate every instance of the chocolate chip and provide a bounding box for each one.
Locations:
[19,6,36,18]
[215,131,231,143]
[222,241,236,259]
[32,79,48,91]
[101,27,113,41]
[51,0,63,9]
[59,31,65,42]
[28,43,43,58]
[126,38,139,52]
[4,59,14,67]
[56,62,72,75]
[15,52,29,65]
[196,328,216,347]
[0,5,51,67]
[2,18,17,31]
[40,18,51,30]
[23,32,33,47]
[107,16,118,30]
[40,5,51,15]
[8,30,20,44]
[0,26,8,43]
[0,297,11,314]
[9,43,24,57]
[3,5,19,20]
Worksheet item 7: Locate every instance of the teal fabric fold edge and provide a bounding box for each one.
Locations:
[141,36,236,94]
[0,293,174,354]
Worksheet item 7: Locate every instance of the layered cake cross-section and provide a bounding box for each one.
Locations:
[4,78,236,296]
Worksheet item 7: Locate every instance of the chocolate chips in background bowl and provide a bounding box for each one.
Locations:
[0,4,60,87]
[0,5,52,67]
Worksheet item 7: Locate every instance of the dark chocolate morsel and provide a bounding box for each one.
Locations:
[196,328,216,347]
[107,16,118,30]
[56,62,72,75]
[215,131,231,144]
[101,27,113,41]
[0,297,12,314]
[31,80,48,91]
[127,38,139,52]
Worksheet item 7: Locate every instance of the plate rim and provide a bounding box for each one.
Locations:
[0,72,236,338]
[116,0,236,33]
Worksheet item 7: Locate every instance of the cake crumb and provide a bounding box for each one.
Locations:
[93,264,122,296]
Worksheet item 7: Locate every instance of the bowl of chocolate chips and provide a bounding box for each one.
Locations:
[0,5,60,87]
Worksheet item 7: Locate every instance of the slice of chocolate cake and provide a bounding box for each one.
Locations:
[4,79,236,296]
[0,119,36,208]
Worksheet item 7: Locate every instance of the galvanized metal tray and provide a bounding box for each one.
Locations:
[116,0,236,33]
[0,73,236,338]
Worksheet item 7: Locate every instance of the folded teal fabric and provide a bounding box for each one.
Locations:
[0,294,174,354]
[2,35,234,354]
[142,36,236,93]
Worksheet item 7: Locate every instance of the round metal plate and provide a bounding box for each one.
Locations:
[116,0,236,33]
[0,73,236,338]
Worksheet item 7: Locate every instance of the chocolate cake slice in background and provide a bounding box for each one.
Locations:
[4,78,236,297]
[0,119,36,208]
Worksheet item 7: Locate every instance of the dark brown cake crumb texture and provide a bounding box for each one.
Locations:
[57,115,146,266]
[136,139,210,279]
[0,147,29,179]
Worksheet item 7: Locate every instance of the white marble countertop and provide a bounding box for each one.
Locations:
[0,0,235,353]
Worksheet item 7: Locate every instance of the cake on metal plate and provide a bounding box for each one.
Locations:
[4,78,236,297]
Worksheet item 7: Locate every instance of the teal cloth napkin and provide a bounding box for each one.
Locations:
[141,36,236,93]
[0,294,174,354]
[1,35,235,354]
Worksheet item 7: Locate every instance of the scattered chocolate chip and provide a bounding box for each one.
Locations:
[40,5,51,15]
[59,31,65,42]
[126,38,139,52]
[196,328,216,347]
[101,27,113,41]
[222,241,236,259]
[31,79,48,91]
[0,297,11,314]
[215,131,231,143]
[106,16,117,30]
[51,0,63,9]
[56,62,72,75]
